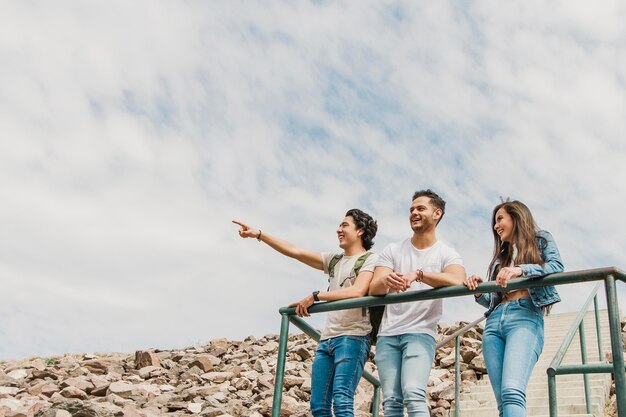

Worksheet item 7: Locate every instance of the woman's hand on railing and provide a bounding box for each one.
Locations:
[464,275,484,296]
[288,294,315,317]
[495,266,523,288]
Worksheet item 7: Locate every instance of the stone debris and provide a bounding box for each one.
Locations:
[0,324,493,417]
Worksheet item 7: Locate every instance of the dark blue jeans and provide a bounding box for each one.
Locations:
[310,335,370,417]
[483,298,544,417]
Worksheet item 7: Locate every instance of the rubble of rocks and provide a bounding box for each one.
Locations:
[0,322,488,417]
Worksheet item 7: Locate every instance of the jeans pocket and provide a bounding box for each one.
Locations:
[345,335,370,347]
[516,298,541,315]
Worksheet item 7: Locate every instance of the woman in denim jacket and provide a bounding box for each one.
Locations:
[464,200,564,417]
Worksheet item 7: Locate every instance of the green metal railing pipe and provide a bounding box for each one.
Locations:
[555,362,625,375]
[455,336,460,417]
[437,316,486,348]
[547,283,602,373]
[279,267,625,316]
[272,313,290,417]
[605,275,626,417]
[547,282,602,417]
[578,320,592,414]
[593,295,603,361]
[548,374,557,417]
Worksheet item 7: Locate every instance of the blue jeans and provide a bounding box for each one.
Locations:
[310,335,370,417]
[483,298,544,417]
[374,333,436,417]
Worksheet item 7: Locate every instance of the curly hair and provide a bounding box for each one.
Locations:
[412,189,446,224]
[345,208,378,250]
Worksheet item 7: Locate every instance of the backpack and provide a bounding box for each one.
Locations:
[327,252,385,345]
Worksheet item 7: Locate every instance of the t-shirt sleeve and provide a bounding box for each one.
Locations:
[321,252,336,275]
[375,244,395,269]
[442,247,464,269]
[359,253,378,273]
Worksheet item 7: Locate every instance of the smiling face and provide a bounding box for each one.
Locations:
[409,196,441,233]
[494,207,515,242]
[337,215,362,250]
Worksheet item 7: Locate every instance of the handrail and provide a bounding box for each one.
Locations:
[548,283,602,371]
[435,315,487,417]
[437,316,486,349]
[271,267,626,417]
[278,267,626,316]
[547,282,602,416]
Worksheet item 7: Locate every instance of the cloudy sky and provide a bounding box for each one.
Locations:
[1,1,625,360]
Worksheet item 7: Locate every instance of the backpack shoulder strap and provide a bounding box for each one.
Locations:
[327,254,344,278]
[352,251,372,277]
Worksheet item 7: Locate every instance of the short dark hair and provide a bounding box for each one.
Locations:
[345,208,378,250]
[412,189,446,224]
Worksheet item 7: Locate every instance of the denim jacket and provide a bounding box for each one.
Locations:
[475,230,564,316]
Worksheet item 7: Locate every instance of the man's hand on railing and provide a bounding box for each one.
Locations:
[385,271,410,292]
[288,294,315,317]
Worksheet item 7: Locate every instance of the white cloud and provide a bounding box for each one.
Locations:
[0,1,624,360]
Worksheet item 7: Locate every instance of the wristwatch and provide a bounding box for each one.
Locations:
[312,290,320,302]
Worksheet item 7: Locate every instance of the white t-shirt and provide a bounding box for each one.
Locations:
[375,239,463,339]
[320,252,378,340]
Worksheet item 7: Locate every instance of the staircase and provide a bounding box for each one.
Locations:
[452,310,613,417]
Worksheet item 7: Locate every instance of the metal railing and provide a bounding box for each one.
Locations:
[547,278,626,416]
[436,315,486,417]
[271,267,626,417]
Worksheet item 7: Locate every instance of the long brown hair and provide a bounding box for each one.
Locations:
[488,200,545,276]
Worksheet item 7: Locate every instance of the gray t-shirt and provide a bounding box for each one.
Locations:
[375,239,463,339]
[319,252,378,340]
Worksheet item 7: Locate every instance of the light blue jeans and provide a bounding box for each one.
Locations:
[310,335,370,417]
[483,298,545,417]
[375,333,436,417]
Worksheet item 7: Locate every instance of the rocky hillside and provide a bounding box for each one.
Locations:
[1,317,623,417]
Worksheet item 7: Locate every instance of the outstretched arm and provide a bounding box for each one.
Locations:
[232,220,323,270]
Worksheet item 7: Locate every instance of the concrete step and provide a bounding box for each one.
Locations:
[450,402,602,417]
[461,385,607,402]
[477,372,610,386]
[458,394,604,409]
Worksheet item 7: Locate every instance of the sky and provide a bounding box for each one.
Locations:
[1,1,625,360]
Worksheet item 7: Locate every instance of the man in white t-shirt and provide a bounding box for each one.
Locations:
[369,190,466,417]
[233,209,378,417]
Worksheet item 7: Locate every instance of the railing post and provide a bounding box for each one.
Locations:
[455,335,460,417]
[578,321,592,414]
[593,295,603,361]
[372,387,380,417]
[548,370,557,417]
[604,275,626,417]
[272,313,290,417]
